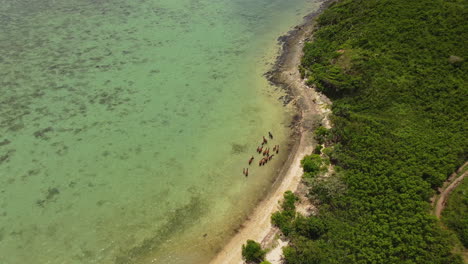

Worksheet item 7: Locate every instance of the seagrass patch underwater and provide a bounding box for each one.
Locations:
[0,0,321,263]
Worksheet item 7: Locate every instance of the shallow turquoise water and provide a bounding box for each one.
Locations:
[0,0,320,263]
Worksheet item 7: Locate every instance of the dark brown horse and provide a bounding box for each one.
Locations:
[263,136,268,144]
[268,131,273,139]
[248,156,254,165]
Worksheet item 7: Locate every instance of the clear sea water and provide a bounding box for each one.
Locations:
[0,0,320,263]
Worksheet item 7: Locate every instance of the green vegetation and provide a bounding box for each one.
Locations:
[279,0,468,263]
[271,191,329,240]
[313,144,322,154]
[313,126,330,144]
[242,240,267,263]
[271,191,299,235]
[300,154,323,178]
[442,177,468,248]
[308,170,346,206]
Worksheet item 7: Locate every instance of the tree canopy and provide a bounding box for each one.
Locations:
[280,0,468,263]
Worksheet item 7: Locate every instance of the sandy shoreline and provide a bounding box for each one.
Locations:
[209,1,334,263]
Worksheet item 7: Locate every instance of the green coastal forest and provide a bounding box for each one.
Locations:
[249,0,468,263]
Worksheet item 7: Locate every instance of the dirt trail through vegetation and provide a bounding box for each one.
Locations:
[433,162,468,218]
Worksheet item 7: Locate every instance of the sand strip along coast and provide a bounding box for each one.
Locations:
[209,1,336,263]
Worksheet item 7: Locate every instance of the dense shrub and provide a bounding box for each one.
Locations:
[313,144,323,154]
[271,191,298,235]
[292,215,328,240]
[271,210,295,236]
[282,191,299,211]
[300,154,322,178]
[242,240,266,263]
[313,126,330,144]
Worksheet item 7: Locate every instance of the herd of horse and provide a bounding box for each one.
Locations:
[242,131,279,177]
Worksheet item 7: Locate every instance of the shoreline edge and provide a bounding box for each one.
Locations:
[209,0,336,263]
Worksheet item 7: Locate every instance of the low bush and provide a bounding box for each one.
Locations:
[242,240,266,263]
[301,154,322,178]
